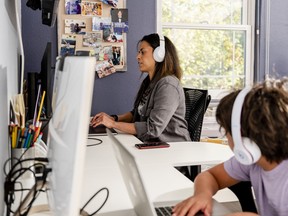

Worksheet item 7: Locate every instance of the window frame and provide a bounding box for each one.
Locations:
[156,0,256,102]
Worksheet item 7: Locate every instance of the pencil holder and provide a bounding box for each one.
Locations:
[11,147,35,179]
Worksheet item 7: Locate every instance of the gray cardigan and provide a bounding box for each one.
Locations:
[133,75,191,142]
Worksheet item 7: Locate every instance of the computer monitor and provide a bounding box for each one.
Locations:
[40,42,53,119]
[46,56,96,215]
[27,42,54,121]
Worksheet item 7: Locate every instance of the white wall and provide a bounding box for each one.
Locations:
[0,0,21,214]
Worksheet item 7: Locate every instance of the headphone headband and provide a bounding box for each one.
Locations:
[159,34,165,45]
[231,86,261,165]
[231,87,252,144]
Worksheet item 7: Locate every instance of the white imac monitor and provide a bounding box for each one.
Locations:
[47,56,96,216]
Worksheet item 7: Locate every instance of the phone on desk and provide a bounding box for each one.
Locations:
[135,141,170,149]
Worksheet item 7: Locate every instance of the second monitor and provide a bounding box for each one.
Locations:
[47,56,96,216]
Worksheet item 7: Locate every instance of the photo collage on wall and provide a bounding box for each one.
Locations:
[61,0,128,78]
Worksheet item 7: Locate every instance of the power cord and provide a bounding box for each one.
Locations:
[80,187,109,216]
[4,156,50,216]
[87,137,103,147]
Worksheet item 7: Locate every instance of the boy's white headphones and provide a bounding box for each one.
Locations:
[231,87,261,165]
[153,34,165,62]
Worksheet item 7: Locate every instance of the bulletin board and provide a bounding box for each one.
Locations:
[57,0,128,78]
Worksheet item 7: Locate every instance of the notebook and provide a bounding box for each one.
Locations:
[88,125,117,136]
[107,129,205,216]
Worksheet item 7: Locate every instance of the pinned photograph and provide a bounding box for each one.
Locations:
[65,19,86,34]
[90,44,102,60]
[65,0,81,14]
[111,45,124,68]
[83,32,102,47]
[113,24,124,42]
[96,60,116,78]
[112,46,123,65]
[81,1,102,16]
[111,9,129,33]
[98,46,113,61]
[60,35,77,56]
[100,0,118,7]
[111,8,128,23]
[103,27,122,42]
[92,17,111,31]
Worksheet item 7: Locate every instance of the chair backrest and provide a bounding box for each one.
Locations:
[184,88,211,141]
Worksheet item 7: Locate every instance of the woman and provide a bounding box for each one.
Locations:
[90,33,190,142]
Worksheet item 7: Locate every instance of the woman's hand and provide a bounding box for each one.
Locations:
[172,193,213,216]
[90,112,115,128]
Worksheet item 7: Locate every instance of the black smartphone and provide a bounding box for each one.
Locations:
[135,141,170,149]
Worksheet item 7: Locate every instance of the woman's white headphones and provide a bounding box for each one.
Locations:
[231,87,261,165]
[153,34,165,62]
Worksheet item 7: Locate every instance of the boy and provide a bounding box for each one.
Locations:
[172,78,288,216]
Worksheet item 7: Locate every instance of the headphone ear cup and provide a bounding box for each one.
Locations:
[153,46,165,62]
[153,34,165,62]
[234,137,261,165]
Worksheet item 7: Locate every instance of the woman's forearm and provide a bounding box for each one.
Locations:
[112,121,137,135]
[117,112,133,123]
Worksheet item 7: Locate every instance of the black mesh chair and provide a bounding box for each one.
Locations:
[184,88,211,142]
[176,88,211,181]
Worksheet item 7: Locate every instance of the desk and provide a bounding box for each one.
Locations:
[85,134,233,167]
[113,134,232,167]
[28,133,234,215]
[80,133,234,215]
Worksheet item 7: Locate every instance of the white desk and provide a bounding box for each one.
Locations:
[82,135,195,214]
[86,133,233,167]
[113,134,233,167]
[27,133,234,215]
[80,133,234,215]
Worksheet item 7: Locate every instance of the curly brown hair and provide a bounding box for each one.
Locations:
[216,78,288,163]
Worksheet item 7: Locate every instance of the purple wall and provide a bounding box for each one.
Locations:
[268,1,288,78]
[22,0,156,115]
[258,0,288,80]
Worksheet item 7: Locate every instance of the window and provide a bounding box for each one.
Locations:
[157,0,255,102]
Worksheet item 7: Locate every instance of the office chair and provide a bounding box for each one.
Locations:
[176,88,211,181]
[182,88,258,213]
[184,88,211,142]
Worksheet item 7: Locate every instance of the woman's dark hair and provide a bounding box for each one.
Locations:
[133,33,183,113]
[216,78,288,163]
[137,33,183,82]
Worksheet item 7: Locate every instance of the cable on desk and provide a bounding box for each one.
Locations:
[3,156,50,216]
[80,187,109,216]
[87,137,103,147]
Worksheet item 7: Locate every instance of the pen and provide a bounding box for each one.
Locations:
[21,128,28,148]
[12,125,17,148]
[33,121,42,142]
[36,132,43,144]
[33,85,41,126]
[24,129,32,148]
[16,127,21,148]
[37,91,46,123]
[27,130,35,148]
